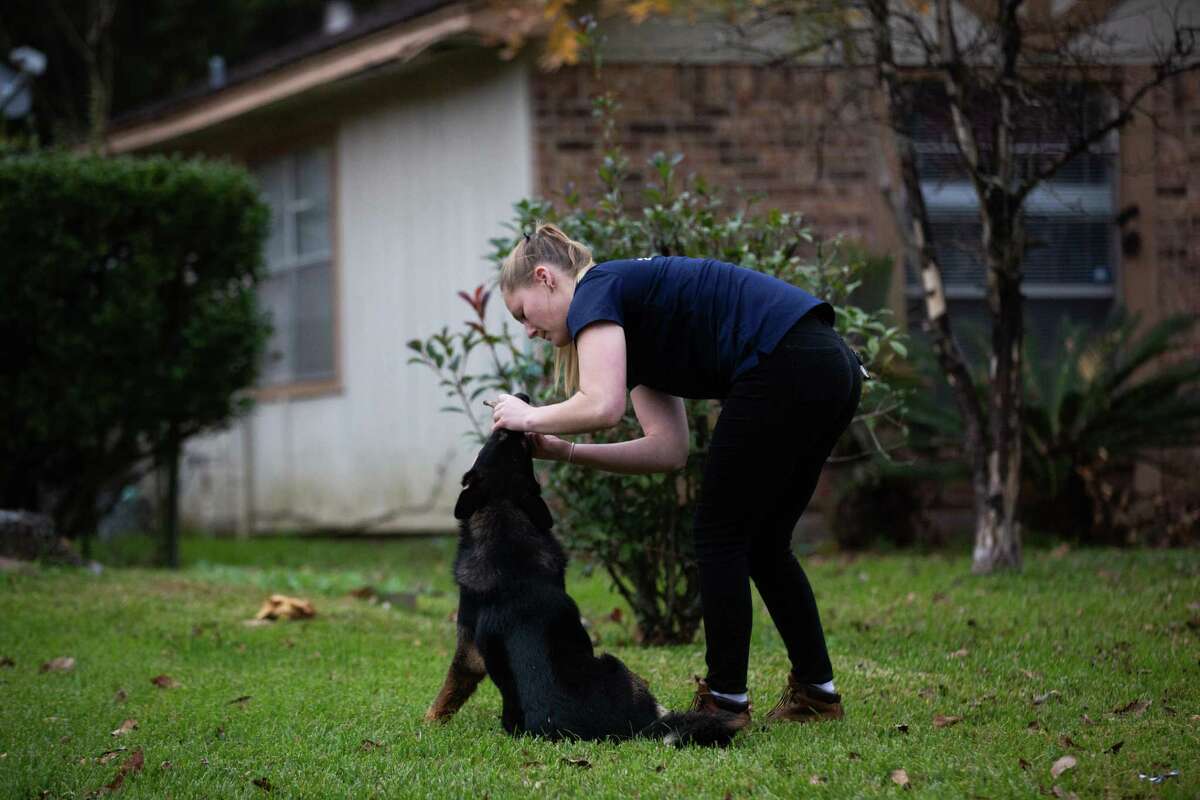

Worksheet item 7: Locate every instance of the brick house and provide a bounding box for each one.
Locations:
[105,0,1199,534]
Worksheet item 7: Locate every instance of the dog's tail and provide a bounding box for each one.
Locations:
[638,710,747,747]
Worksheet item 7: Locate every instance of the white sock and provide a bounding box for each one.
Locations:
[710,689,749,705]
[813,680,836,694]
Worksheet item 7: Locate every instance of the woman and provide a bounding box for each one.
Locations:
[488,223,862,725]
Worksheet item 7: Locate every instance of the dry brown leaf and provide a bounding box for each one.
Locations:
[1020,668,1042,680]
[1112,699,1149,716]
[1104,740,1123,754]
[111,719,138,737]
[1027,720,1042,732]
[609,607,623,623]
[113,688,128,703]
[948,648,969,659]
[97,748,127,765]
[150,674,179,689]
[1033,690,1061,705]
[933,714,963,728]
[895,723,910,733]
[809,774,827,785]
[1050,754,1077,779]
[1018,757,1031,770]
[360,739,381,752]
[1051,786,1079,800]
[848,751,862,760]
[0,656,14,668]
[254,594,316,621]
[105,748,143,792]
[253,776,272,791]
[1058,735,1077,748]
[890,768,910,788]
[41,656,75,672]
[562,756,592,769]
[1081,714,1095,725]
[1050,543,1071,558]
[160,761,172,770]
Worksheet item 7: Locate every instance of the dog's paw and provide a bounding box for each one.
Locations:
[423,706,453,723]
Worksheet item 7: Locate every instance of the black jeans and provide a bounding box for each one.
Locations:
[693,312,862,694]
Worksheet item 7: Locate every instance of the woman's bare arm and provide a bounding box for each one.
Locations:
[555,386,689,475]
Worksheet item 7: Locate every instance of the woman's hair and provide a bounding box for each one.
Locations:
[499,222,595,396]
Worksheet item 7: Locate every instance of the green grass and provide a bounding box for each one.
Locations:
[1,536,1197,799]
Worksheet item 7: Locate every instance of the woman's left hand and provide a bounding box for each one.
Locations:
[490,393,536,432]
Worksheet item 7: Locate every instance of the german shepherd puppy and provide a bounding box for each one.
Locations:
[425,399,744,746]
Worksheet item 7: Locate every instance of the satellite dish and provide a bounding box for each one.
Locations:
[0,63,32,119]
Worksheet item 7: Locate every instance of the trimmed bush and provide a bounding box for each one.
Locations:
[0,150,270,547]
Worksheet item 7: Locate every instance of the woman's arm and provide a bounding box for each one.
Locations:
[492,322,628,434]
[532,386,689,475]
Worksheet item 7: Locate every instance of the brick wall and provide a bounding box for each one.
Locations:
[531,63,893,254]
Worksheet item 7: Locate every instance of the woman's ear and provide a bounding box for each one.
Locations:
[534,264,556,290]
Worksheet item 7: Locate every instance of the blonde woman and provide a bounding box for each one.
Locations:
[489,223,862,725]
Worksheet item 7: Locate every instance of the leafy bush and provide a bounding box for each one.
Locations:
[0,150,270,549]
[904,311,1200,544]
[410,129,907,643]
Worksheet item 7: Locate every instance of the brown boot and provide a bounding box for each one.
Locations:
[765,674,844,722]
[689,676,752,727]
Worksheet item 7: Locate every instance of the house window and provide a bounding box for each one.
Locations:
[253,145,336,387]
[905,84,1117,364]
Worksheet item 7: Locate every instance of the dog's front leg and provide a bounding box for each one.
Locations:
[424,622,487,722]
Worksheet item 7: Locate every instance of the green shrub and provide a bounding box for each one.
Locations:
[410,132,907,642]
[0,150,270,548]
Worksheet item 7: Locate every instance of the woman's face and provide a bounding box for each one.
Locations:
[503,264,574,347]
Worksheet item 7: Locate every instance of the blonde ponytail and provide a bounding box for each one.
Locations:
[499,222,595,396]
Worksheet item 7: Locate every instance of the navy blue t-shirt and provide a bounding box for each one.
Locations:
[565,256,833,399]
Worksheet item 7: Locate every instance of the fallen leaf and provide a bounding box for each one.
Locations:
[1033,690,1061,705]
[609,607,623,623]
[348,586,376,599]
[1050,543,1070,558]
[848,751,862,760]
[654,764,666,773]
[562,756,592,769]
[0,656,14,668]
[160,761,172,770]
[809,774,827,785]
[97,748,127,765]
[917,686,936,700]
[1018,758,1031,770]
[254,594,315,621]
[360,739,381,752]
[228,695,252,705]
[1081,714,1094,725]
[1112,699,1149,716]
[1104,740,1123,754]
[1058,735,1077,748]
[150,674,179,689]
[1020,669,1042,680]
[253,777,271,791]
[895,723,909,733]
[1050,754,1077,779]
[933,714,963,728]
[949,648,969,659]
[111,719,138,737]
[41,656,75,672]
[1051,786,1079,800]
[1027,720,1042,732]
[105,748,143,792]
[113,688,127,703]
[890,768,910,788]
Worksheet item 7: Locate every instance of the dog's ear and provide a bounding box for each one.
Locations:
[515,392,531,405]
[454,469,486,520]
[517,483,553,530]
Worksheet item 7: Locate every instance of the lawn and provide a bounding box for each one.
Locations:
[1,535,1197,799]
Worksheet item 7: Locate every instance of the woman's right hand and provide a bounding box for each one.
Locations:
[526,432,571,462]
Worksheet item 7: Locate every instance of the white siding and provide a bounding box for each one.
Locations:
[179,51,532,533]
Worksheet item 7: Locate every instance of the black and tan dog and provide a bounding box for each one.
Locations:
[425,400,744,746]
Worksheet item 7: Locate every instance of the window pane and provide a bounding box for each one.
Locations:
[259,272,294,385]
[294,147,330,203]
[294,261,335,380]
[254,160,288,271]
[295,203,330,258]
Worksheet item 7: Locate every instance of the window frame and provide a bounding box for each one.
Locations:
[246,133,343,402]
